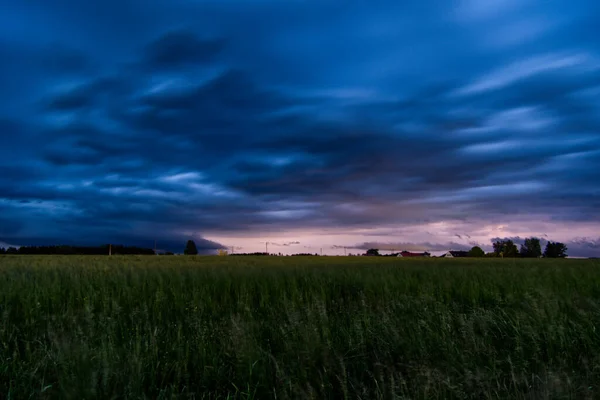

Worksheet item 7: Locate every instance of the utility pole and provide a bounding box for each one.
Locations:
[320,247,323,256]
[260,241,270,255]
[154,240,157,255]
[109,244,112,256]
[344,247,347,256]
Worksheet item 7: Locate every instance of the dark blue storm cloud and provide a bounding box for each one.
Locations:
[1,0,599,255]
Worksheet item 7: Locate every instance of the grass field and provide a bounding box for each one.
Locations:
[1,255,600,399]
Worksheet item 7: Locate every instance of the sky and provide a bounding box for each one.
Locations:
[1,0,599,256]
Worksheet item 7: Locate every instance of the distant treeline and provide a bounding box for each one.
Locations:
[0,237,570,258]
[230,252,276,256]
[230,253,322,257]
[363,238,568,258]
[0,245,155,255]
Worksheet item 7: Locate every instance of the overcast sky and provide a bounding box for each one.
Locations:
[1,0,599,256]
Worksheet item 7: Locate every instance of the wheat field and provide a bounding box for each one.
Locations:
[1,255,599,399]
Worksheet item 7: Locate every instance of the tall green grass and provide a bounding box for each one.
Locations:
[1,256,599,399]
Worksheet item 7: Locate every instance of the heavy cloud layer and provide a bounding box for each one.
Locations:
[0,0,599,255]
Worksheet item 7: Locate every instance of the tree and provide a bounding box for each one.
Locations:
[184,240,198,255]
[520,237,542,258]
[544,241,568,258]
[492,241,503,255]
[0,247,5,255]
[468,246,485,257]
[492,240,519,257]
[6,247,18,255]
[365,248,380,256]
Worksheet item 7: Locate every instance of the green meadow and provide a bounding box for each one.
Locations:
[1,255,599,399]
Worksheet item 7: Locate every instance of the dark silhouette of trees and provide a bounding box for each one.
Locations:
[544,241,568,258]
[504,242,519,257]
[365,249,380,256]
[184,240,198,255]
[520,237,542,258]
[492,240,519,257]
[0,238,577,259]
[2,245,155,255]
[492,241,503,255]
[468,246,485,257]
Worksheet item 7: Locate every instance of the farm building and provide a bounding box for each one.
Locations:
[449,250,469,257]
[428,251,454,258]
[430,250,469,258]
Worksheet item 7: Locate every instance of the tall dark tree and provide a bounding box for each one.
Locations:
[520,237,542,258]
[184,240,198,255]
[544,241,568,258]
[6,247,18,255]
[0,247,5,255]
[493,240,519,257]
[492,241,503,256]
[468,246,485,257]
[365,248,380,256]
